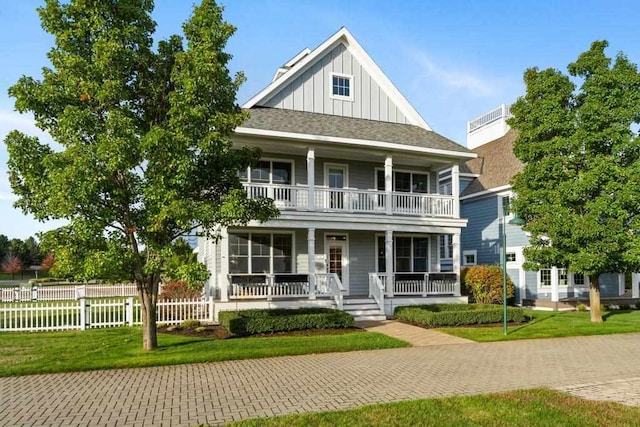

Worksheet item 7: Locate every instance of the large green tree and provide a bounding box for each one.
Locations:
[509,41,640,322]
[4,0,277,349]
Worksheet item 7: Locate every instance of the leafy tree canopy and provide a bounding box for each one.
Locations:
[509,40,640,321]
[4,0,278,348]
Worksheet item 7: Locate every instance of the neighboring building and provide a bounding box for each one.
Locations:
[197,27,476,320]
[457,105,633,306]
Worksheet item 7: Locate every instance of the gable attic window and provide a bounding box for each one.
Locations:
[331,73,353,100]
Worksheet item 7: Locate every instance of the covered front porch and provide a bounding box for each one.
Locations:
[204,226,465,318]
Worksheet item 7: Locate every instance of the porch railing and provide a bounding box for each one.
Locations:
[370,272,458,297]
[368,273,385,312]
[317,273,345,310]
[227,273,345,308]
[242,183,455,218]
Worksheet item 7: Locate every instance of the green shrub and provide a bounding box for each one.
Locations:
[194,326,206,333]
[219,308,354,336]
[462,265,514,304]
[394,304,530,327]
[576,303,587,312]
[620,304,631,310]
[181,319,201,329]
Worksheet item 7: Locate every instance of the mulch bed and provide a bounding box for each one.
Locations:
[157,324,363,340]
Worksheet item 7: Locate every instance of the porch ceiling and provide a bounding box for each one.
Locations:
[233,134,461,170]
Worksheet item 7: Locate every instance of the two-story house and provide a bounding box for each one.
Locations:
[197,28,475,320]
[456,105,639,308]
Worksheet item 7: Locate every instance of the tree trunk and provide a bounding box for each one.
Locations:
[139,277,159,350]
[589,274,603,323]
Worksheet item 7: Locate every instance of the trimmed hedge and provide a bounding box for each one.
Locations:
[394,303,531,327]
[219,307,354,336]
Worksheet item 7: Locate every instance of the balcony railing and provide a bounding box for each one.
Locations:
[243,183,455,218]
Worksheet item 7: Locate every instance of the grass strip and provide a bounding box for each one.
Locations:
[228,388,640,427]
[0,327,407,377]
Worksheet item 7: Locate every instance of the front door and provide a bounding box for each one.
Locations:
[327,165,347,210]
[326,234,349,293]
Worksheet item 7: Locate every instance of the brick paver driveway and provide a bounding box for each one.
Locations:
[2,333,640,426]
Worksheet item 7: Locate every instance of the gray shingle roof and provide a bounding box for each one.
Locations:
[240,107,472,154]
[460,129,523,197]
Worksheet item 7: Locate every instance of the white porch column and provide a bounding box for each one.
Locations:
[618,273,626,296]
[385,230,394,296]
[632,273,640,299]
[451,163,460,218]
[550,266,559,303]
[452,232,461,296]
[307,147,315,211]
[308,228,316,300]
[220,228,229,302]
[385,155,393,215]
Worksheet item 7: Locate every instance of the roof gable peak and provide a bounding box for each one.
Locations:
[243,27,431,130]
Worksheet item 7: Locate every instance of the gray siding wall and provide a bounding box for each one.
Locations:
[252,154,436,193]
[263,44,409,125]
[461,195,529,265]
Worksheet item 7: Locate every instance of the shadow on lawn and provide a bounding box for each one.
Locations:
[507,312,561,334]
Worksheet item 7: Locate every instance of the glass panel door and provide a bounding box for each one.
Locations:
[328,167,346,209]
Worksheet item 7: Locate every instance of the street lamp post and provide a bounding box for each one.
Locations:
[503,202,525,335]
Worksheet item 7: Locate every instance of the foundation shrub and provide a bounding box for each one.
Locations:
[394,303,530,327]
[219,308,354,336]
[463,265,514,304]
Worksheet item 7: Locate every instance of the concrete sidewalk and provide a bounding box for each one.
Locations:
[2,333,640,426]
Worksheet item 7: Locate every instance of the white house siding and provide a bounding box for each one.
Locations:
[263,43,409,125]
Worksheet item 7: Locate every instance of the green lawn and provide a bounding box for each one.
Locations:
[0,327,408,377]
[228,388,640,427]
[438,309,640,342]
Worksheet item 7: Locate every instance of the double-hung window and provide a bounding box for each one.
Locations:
[229,233,293,274]
[376,235,429,273]
[377,170,429,193]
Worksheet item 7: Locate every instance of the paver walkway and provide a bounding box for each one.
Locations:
[2,333,640,426]
[357,320,473,346]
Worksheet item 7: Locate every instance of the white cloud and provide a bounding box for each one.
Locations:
[403,47,495,96]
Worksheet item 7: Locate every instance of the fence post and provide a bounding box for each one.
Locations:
[126,297,134,326]
[79,298,87,330]
[208,296,214,323]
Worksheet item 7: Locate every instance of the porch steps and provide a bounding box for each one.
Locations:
[342,297,386,321]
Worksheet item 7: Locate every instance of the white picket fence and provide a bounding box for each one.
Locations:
[0,297,212,332]
[0,284,141,302]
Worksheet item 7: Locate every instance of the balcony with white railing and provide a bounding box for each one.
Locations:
[242,183,456,219]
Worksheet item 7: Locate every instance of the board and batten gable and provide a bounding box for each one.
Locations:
[262,43,409,124]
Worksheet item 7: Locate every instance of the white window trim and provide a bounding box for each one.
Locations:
[324,163,349,188]
[374,167,431,193]
[374,233,431,273]
[242,158,296,185]
[570,271,590,287]
[538,268,552,288]
[228,230,296,275]
[462,250,477,266]
[497,191,514,220]
[440,234,453,260]
[537,267,589,291]
[330,72,354,101]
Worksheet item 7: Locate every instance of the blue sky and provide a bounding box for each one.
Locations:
[1,0,640,239]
